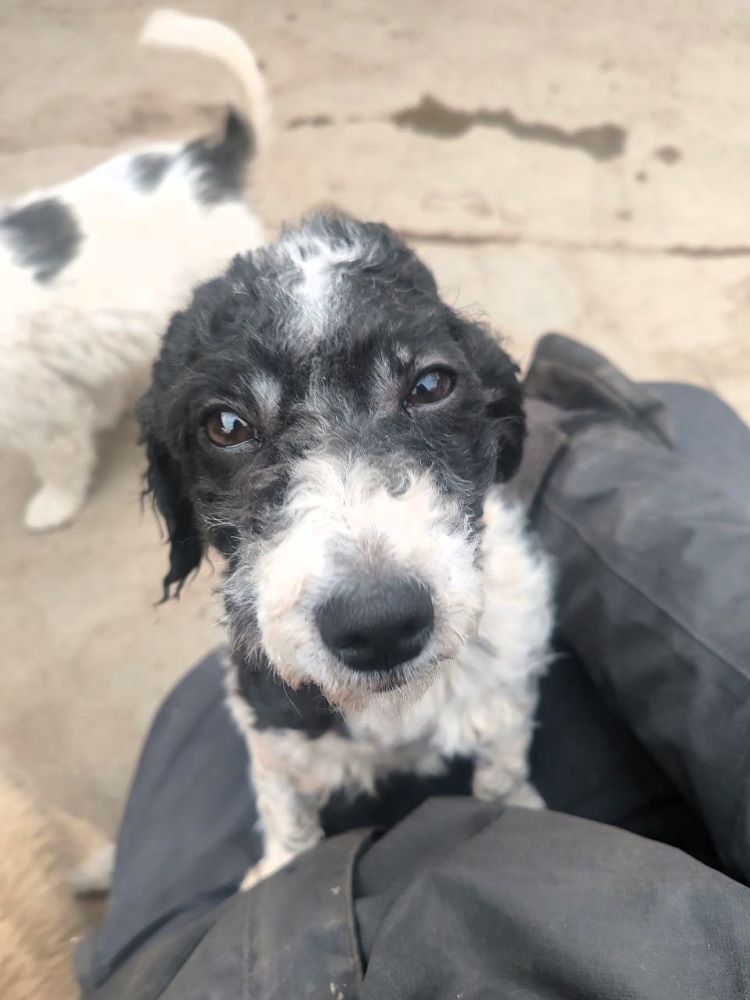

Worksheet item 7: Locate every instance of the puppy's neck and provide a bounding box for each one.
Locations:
[232,648,348,738]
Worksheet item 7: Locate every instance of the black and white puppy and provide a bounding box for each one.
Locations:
[139,214,553,888]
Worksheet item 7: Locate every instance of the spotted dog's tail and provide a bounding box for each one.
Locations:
[140,9,271,179]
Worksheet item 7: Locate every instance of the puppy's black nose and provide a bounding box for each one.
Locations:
[316,578,434,672]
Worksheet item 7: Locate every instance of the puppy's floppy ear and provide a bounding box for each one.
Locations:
[462,320,526,482]
[142,435,203,600]
[486,353,525,483]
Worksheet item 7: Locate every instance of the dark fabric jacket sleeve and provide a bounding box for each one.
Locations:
[519,399,750,882]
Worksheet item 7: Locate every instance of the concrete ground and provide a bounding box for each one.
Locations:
[1,0,749,836]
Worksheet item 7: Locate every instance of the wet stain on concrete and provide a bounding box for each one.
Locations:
[396,225,750,259]
[304,201,750,259]
[287,114,334,129]
[421,190,494,218]
[390,94,626,160]
[654,145,682,164]
[389,26,419,41]
[667,243,750,258]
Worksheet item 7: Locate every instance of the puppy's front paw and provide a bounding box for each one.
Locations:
[505,781,545,810]
[25,485,84,531]
[239,849,295,892]
[473,765,544,810]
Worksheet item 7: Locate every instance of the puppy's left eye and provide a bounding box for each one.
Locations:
[406,368,456,407]
[203,409,258,448]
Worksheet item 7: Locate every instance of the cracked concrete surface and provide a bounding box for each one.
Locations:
[0,0,748,834]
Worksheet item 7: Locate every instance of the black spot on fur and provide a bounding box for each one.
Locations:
[130,152,172,192]
[321,756,474,834]
[183,108,255,205]
[1,197,82,283]
[237,654,349,738]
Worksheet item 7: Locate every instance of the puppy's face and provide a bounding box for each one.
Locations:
[140,216,524,708]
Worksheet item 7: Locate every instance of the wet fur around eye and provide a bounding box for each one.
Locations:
[406,367,456,407]
[203,409,260,449]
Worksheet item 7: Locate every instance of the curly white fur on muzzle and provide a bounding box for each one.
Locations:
[225,454,483,705]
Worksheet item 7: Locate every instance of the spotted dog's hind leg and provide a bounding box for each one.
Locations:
[240,756,324,891]
[24,419,96,531]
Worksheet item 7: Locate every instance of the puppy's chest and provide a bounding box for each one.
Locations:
[256,638,537,802]
[345,640,518,762]
[283,675,497,801]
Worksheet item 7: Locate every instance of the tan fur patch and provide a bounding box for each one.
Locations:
[0,772,84,1000]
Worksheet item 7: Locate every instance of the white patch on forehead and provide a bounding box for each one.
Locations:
[246,371,281,414]
[394,344,412,365]
[280,234,365,342]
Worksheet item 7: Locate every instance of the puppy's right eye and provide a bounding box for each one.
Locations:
[203,410,258,448]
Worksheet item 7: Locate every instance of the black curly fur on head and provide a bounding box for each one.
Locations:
[138,213,525,599]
